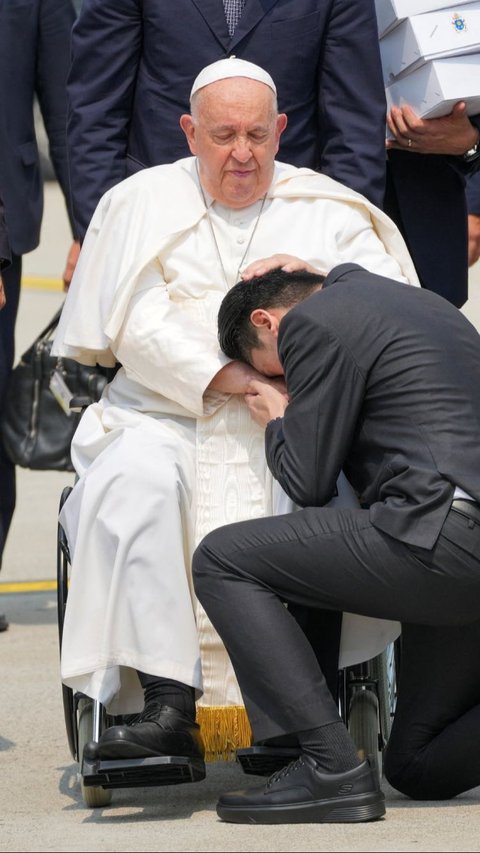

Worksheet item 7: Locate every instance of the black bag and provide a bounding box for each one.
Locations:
[0,308,108,471]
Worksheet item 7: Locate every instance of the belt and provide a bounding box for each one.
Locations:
[450,499,480,525]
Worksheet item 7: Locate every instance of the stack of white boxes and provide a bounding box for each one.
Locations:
[375,1,480,121]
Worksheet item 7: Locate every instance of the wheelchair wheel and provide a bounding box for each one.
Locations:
[56,487,78,760]
[348,688,382,785]
[77,697,112,808]
[371,644,397,748]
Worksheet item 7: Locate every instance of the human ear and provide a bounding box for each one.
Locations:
[250,309,276,330]
[180,115,197,153]
[275,113,288,149]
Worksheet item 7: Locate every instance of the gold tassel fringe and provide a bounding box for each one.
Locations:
[196,705,252,762]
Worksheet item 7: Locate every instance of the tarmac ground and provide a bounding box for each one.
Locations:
[1,183,480,852]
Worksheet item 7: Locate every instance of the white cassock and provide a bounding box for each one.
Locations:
[53,158,417,756]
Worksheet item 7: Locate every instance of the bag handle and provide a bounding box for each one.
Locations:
[31,305,64,347]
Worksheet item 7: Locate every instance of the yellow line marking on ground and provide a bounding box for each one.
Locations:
[22,276,63,292]
[0,580,57,594]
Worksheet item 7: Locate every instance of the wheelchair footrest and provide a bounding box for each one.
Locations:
[236,746,301,777]
[82,754,206,788]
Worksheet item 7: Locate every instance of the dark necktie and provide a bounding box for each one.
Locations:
[223,0,247,36]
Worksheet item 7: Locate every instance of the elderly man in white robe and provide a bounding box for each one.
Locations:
[53,57,418,778]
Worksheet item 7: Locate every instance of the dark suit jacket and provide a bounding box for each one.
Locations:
[67,0,387,239]
[266,263,480,550]
[0,0,75,256]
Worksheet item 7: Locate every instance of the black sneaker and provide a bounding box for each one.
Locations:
[217,755,385,824]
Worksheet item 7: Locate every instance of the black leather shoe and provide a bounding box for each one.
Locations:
[0,613,9,632]
[96,704,205,763]
[217,755,385,824]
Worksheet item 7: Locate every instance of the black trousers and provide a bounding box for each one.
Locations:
[0,254,21,562]
[193,505,480,799]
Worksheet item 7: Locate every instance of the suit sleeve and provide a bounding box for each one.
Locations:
[66,0,143,240]
[36,0,76,231]
[318,0,387,209]
[265,309,365,507]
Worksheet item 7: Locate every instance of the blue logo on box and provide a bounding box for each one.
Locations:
[452,12,467,32]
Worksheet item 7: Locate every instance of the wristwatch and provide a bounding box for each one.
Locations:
[463,138,480,162]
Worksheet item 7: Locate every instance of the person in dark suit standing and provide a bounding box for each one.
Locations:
[0,0,76,566]
[64,0,387,255]
[385,102,480,308]
[193,262,480,823]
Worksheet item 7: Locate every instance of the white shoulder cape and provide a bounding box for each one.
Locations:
[52,157,419,367]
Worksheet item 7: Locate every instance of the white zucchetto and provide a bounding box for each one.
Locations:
[190,56,277,99]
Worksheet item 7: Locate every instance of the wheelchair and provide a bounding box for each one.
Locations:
[58,481,399,807]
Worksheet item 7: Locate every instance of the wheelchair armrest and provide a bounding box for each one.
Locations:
[69,395,94,412]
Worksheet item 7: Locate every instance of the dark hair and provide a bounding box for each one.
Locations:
[218,267,325,362]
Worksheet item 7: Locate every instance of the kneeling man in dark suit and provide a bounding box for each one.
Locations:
[193,262,480,824]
